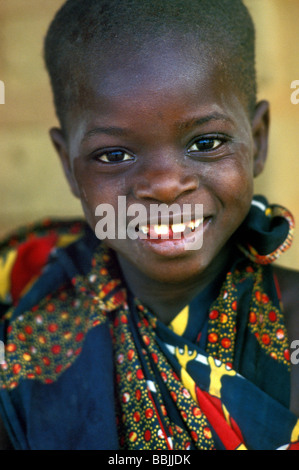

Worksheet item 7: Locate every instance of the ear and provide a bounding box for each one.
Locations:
[49,128,80,198]
[251,100,270,177]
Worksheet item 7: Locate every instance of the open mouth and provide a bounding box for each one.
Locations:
[137,218,204,240]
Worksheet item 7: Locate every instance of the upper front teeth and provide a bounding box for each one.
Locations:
[154,224,169,235]
[140,226,149,235]
[139,218,203,235]
[188,219,203,230]
[171,223,186,233]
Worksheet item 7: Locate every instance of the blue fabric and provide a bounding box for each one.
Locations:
[0,196,296,449]
[0,226,119,450]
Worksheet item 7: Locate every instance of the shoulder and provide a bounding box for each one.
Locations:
[0,219,85,307]
[272,264,299,339]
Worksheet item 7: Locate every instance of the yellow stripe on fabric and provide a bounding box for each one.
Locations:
[57,234,81,248]
[291,419,299,443]
[169,305,189,336]
[0,250,17,301]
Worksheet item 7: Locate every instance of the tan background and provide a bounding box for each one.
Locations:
[0,0,298,269]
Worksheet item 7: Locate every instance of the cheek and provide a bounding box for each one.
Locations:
[223,163,253,201]
[73,162,128,229]
[212,149,254,198]
[202,153,254,223]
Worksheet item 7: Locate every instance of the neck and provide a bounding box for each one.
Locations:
[116,245,233,324]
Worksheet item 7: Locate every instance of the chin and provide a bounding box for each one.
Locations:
[141,256,210,285]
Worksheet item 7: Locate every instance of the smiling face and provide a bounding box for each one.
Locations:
[51,40,269,288]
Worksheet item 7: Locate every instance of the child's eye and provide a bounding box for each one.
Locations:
[96,150,134,164]
[188,137,223,152]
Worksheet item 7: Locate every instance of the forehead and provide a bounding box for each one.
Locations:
[74,39,238,111]
[65,42,253,168]
[64,37,251,145]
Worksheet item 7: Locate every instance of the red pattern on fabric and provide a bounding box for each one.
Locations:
[288,442,299,450]
[195,385,245,450]
[10,233,58,304]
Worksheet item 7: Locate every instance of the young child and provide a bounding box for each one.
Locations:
[0,0,298,450]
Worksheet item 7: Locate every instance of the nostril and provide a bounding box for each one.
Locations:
[134,174,199,204]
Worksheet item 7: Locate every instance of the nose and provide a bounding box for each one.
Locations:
[133,157,199,205]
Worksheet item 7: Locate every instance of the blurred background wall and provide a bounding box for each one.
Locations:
[0,0,298,269]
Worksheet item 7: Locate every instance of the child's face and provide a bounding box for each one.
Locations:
[51,42,269,285]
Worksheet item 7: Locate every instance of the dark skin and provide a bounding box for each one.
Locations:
[53,43,266,321]
[0,41,298,448]
[51,42,299,416]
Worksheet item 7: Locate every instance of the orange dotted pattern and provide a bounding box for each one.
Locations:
[247,270,290,365]
[205,263,290,368]
[1,287,108,389]
[205,272,239,366]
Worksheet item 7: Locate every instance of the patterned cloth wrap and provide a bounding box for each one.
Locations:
[0,195,298,450]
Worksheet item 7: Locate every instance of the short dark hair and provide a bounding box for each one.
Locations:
[44,0,257,133]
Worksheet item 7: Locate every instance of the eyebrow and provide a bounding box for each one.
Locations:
[174,113,234,131]
[82,126,129,142]
[82,112,233,142]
